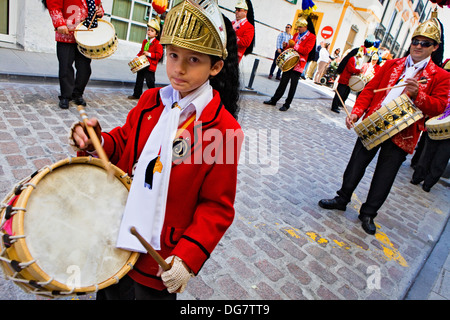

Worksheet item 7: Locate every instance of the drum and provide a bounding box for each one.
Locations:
[128,55,150,73]
[74,19,118,59]
[348,75,365,92]
[276,48,300,72]
[0,157,138,297]
[354,94,423,150]
[426,112,450,140]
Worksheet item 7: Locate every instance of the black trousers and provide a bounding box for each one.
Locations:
[336,138,408,218]
[133,68,156,98]
[96,275,177,300]
[56,42,92,100]
[271,69,301,107]
[412,133,450,189]
[269,50,282,78]
[331,83,351,110]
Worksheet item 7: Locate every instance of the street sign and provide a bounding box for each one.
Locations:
[321,26,333,39]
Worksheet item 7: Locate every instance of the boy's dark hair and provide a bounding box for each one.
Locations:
[210,15,241,119]
[41,0,47,9]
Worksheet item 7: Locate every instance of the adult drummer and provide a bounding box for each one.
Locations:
[263,16,316,111]
[318,15,450,235]
[45,0,104,109]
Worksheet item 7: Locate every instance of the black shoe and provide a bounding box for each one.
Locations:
[279,105,290,111]
[331,108,340,113]
[410,178,422,185]
[59,98,70,109]
[263,99,277,106]
[422,185,431,192]
[318,197,347,211]
[128,95,140,100]
[72,96,86,106]
[358,215,376,235]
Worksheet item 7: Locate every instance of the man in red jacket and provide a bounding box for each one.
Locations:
[46,0,104,109]
[232,0,255,63]
[263,17,316,111]
[318,16,450,235]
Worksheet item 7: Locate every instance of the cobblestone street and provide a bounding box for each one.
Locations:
[0,81,448,300]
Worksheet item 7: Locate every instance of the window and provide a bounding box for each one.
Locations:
[0,0,8,34]
[110,0,164,43]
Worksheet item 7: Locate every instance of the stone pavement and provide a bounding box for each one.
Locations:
[0,47,449,301]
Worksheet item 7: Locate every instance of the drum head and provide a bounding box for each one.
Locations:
[24,163,130,289]
[75,20,115,47]
[349,76,365,92]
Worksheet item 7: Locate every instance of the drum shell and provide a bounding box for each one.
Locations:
[75,19,118,60]
[276,49,300,72]
[0,157,138,296]
[426,114,450,140]
[354,94,423,150]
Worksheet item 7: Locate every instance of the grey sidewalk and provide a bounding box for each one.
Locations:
[0,45,448,301]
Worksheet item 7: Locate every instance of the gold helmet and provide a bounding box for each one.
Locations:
[295,17,308,28]
[411,17,441,44]
[235,0,248,11]
[147,18,161,33]
[160,0,228,59]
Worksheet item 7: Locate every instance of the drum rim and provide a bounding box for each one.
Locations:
[2,157,138,294]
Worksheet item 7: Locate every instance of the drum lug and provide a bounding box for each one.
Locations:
[2,234,12,248]
[10,260,23,272]
[28,280,43,290]
[14,184,23,195]
[5,205,12,219]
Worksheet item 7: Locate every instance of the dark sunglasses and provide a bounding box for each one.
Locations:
[411,39,435,47]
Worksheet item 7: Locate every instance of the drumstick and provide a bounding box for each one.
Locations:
[373,78,427,93]
[130,227,171,271]
[54,28,93,32]
[76,105,114,179]
[334,88,354,127]
[87,12,97,30]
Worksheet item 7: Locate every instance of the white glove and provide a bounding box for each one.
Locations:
[161,256,193,293]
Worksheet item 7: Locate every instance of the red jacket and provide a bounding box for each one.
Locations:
[137,39,163,72]
[100,88,243,290]
[233,19,255,62]
[47,0,104,43]
[352,57,450,154]
[292,31,316,74]
[338,56,361,85]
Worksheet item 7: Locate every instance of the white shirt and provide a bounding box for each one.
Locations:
[318,47,330,63]
[159,80,213,124]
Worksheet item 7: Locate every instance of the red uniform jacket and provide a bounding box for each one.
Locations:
[352,57,450,154]
[47,0,104,43]
[233,19,255,62]
[137,39,163,72]
[338,56,361,85]
[292,31,316,74]
[101,88,243,290]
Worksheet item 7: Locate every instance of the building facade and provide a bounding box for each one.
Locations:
[0,0,438,62]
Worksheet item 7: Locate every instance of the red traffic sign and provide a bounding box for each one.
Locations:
[321,26,334,39]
